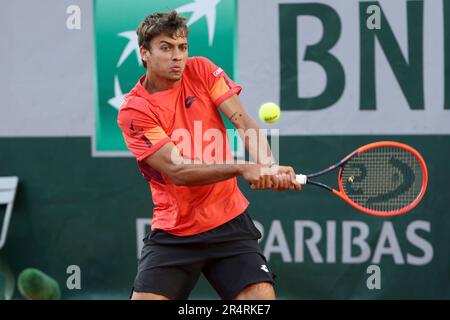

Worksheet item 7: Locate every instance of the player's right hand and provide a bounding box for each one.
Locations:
[242,164,301,191]
[271,165,302,191]
[241,164,272,190]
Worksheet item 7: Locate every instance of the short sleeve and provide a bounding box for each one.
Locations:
[117,99,171,161]
[192,57,242,107]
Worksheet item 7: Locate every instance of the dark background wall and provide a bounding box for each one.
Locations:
[0,0,449,299]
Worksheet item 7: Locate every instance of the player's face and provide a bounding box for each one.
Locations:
[144,33,188,81]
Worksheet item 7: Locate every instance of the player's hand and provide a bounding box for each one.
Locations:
[242,164,268,189]
[271,165,301,191]
[242,164,301,191]
[242,164,276,190]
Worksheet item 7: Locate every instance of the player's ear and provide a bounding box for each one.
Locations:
[140,46,150,67]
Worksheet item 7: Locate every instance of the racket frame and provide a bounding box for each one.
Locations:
[300,141,428,217]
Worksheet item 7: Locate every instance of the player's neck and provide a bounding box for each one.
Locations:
[144,72,181,94]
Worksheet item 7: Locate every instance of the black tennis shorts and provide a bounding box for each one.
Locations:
[132,211,275,300]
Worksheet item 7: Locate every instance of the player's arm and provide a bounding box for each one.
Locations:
[142,141,267,187]
[218,94,301,191]
[117,100,269,188]
[219,94,275,166]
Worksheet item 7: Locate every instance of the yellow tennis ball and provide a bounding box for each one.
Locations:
[259,102,281,124]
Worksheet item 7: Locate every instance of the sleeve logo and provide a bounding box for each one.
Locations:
[212,67,223,77]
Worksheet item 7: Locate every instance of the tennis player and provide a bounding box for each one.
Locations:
[117,11,301,300]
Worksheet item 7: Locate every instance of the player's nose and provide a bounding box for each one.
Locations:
[172,48,183,61]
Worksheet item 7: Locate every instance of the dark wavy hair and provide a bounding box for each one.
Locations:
[136,11,189,67]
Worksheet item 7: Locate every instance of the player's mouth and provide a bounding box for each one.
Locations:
[170,66,182,72]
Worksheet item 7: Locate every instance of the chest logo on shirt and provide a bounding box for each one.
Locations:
[184,96,197,109]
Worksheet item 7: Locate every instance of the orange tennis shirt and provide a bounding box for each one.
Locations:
[117,57,249,236]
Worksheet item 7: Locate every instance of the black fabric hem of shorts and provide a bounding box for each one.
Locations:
[131,285,180,300]
[221,277,276,300]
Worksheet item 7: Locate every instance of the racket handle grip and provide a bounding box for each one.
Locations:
[296,174,307,185]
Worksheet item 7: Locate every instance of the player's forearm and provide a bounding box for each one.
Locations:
[238,117,275,166]
[169,162,249,186]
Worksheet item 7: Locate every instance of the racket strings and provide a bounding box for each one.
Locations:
[341,147,423,212]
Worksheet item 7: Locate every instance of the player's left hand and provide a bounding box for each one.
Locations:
[270,165,301,191]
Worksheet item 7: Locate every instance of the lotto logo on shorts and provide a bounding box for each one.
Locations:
[260,265,269,272]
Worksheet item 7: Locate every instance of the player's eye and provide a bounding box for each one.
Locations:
[180,45,188,51]
[160,46,170,51]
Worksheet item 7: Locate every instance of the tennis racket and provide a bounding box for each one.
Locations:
[295,141,428,216]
